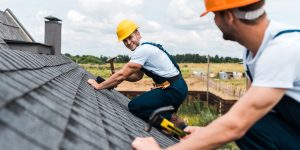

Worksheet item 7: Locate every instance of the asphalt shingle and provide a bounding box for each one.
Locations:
[0,101,63,149]
[17,96,68,131]
[0,10,178,149]
[0,121,44,150]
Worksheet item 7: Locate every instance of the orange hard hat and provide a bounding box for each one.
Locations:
[201,0,261,17]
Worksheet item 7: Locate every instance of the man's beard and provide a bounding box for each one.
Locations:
[222,31,236,41]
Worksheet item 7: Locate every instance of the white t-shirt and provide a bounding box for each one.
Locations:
[244,21,300,102]
[129,39,179,78]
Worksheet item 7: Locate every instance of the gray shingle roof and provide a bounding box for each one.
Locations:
[0,48,178,149]
[0,9,52,54]
[0,10,33,42]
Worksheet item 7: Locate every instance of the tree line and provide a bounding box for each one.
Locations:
[64,53,242,64]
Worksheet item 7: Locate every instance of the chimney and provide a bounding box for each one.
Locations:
[45,16,62,55]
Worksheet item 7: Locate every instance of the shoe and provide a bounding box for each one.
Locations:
[170,114,187,130]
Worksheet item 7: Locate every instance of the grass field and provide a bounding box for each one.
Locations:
[81,63,245,77]
[81,63,246,89]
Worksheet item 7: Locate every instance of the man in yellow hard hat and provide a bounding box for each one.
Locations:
[132,0,300,149]
[87,20,188,129]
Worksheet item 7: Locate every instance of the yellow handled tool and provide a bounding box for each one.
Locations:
[144,106,189,138]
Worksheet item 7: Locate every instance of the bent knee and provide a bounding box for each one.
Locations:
[128,100,134,111]
[128,100,140,112]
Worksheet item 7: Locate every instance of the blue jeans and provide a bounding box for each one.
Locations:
[128,76,188,121]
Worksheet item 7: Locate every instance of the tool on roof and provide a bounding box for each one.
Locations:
[106,57,117,75]
[144,106,189,138]
[96,76,105,83]
[95,76,114,90]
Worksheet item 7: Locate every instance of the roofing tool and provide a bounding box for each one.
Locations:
[106,57,117,75]
[145,106,189,138]
[96,76,105,83]
[95,76,114,90]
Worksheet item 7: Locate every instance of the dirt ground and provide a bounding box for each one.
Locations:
[116,77,206,91]
[116,77,239,100]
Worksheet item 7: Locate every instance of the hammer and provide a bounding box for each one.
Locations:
[106,57,117,75]
[144,106,189,138]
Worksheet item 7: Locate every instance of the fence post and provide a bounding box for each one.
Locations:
[219,99,222,116]
[206,55,210,102]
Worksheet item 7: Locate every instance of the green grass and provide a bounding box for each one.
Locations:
[177,100,239,150]
[177,101,218,126]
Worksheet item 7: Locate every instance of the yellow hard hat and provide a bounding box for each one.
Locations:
[200,0,261,17]
[116,19,139,42]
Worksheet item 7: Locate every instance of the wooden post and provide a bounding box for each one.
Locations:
[206,55,210,105]
[245,71,248,90]
[219,99,222,116]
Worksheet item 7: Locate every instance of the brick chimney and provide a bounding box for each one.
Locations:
[45,16,62,55]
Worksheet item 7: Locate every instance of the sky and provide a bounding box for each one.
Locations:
[1,0,300,58]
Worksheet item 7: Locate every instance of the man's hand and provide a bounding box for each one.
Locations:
[132,137,161,150]
[87,79,100,89]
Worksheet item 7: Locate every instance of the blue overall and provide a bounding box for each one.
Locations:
[236,30,300,150]
[128,42,188,121]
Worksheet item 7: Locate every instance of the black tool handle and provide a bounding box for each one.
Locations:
[95,76,114,90]
[96,76,105,83]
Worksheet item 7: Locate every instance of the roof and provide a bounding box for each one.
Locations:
[0,8,178,149]
[0,48,178,149]
[0,9,34,42]
[0,9,53,54]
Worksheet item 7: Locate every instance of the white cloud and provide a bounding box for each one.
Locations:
[36,10,53,20]
[72,0,147,36]
[123,0,143,7]
[67,10,112,34]
[67,10,85,22]
[77,0,144,15]
[0,0,11,4]
[166,0,205,30]
[29,10,55,42]
[140,20,162,33]
[66,10,148,36]
[3,0,300,58]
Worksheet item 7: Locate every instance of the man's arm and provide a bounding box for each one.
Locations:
[87,62,142,90]
[132,86,286,150]
[167,86,286,150]
[126,70,144,82]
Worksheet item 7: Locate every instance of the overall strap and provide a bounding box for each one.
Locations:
[273,29,300,39]
[245,50,253,82]
[141,42,181,72]
[139,42,181,84]
[246,29,300,82]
